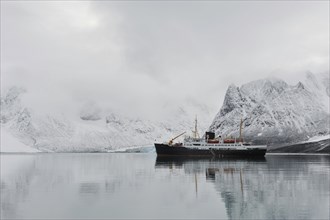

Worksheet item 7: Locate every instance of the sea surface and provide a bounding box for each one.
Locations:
[1,153,329,219]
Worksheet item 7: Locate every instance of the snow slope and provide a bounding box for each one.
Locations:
[1,126,40,153]
[303,134,330,143]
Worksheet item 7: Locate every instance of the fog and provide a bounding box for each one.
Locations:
[1,1,329,118]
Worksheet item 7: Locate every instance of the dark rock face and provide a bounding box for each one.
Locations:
[268,139,330,154]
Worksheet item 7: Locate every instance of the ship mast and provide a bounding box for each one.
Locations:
[193,116,200,139]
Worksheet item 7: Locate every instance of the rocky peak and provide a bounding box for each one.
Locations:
[296,82,305,90]
[240,78,288,103]
[1,87,26,105]
[209,73,330,145]
[220,84,244,116]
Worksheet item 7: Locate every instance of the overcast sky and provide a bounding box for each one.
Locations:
[1,1,329,118]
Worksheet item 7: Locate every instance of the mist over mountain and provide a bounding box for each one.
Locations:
[1,87,212,152]
[209,71,329,145]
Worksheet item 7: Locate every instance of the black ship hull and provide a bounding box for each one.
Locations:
[155,143,267,158]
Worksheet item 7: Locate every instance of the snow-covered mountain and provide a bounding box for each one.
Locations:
[1,71,329,152]
[1,87,212,152]
[209,72,330,145]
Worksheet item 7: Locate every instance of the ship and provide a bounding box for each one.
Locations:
[155,117,267,158]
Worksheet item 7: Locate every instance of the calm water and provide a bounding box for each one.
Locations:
[1,153,329,219]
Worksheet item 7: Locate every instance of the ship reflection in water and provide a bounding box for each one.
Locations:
[1,154,329,219]
[155,155,330,219]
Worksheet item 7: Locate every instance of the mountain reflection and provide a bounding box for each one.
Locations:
[79,182,101,195]
[1,154,329,219]
[155,155,330,220]
[0,155,38,219]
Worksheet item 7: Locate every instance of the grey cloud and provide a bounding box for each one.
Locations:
[1,1,329,118]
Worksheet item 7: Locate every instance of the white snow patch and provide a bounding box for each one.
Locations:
[0,126,40,153]
[108,145,155,153]
[302,134,330,143]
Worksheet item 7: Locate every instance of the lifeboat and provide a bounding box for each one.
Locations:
[223,139,235,143]
[207,139,220,144]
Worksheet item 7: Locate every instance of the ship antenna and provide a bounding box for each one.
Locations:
[239,118,243,142]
